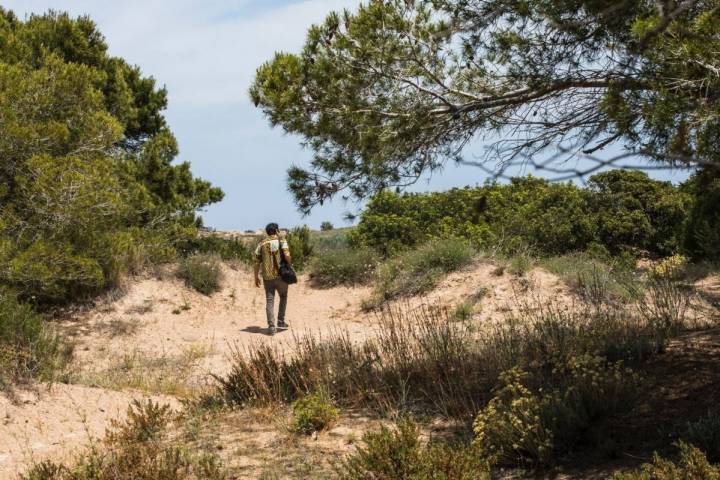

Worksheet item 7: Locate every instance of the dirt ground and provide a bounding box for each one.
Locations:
[1,261,717,478]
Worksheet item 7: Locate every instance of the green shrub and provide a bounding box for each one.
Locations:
[541,253,642,304]
[683,411,720,462]
[0,292,67,387]
[336,416,489,480]
[350,172,691,260]
[291,390,340,435]
[452,302,475,321]
[473,355,640,467]
[372,237,475,304]
[286,225,315,270]
[309,247,378,287]
[612,441,720,480]
[20,400,227,480]
[179,235,253,263]
[682,167,720,263]
[320,221,334,231]
[177,254,223,294]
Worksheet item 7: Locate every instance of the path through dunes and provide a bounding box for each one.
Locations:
[1,262,572,477]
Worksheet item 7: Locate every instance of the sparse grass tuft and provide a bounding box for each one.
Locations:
[452,302,475,321]
[70,343,211,397]
[178,253,224,295]
[291,389,340,435]
[20,399,228,480]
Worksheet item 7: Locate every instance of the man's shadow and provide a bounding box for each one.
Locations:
[241,326,287,336]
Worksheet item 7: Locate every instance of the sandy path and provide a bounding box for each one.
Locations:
[59,266,377,378]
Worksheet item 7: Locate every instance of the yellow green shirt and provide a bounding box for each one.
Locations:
[254,235,290,280]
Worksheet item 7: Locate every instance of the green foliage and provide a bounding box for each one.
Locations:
[588,170,690,256]
[308,247,378,287]
[0,292,67,387]
[0,8,222,304]
[20,399,228,480]
[285,225,315,270]
[371,237,474,305]
[337,416,489,480]
[473,356,640,467]
[612,442,720,480]
[350,172,691,260]
[683,411,720,462]
[291,390,340,435]
[179,235,253,264]
[177,254,223,295]
[251,1,720,212]
[683,167,720,262]
[320,221,334,231]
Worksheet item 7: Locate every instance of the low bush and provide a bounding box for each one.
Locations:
[0,293,67,387]
[320,221,334,231]
[285,225,315,271]
[370,237,475,306]
[179,235,253,263]
[612,441,720,479]
[336,416,489,480]
[473,355,640,467]
[177,253,224,295]
[683,411,720,462]
[308,247,378,287]
[20,400,227,480]
[291,389,340,435]
[452,302,475,321]
[540,253,641,304]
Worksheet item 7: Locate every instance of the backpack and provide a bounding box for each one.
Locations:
[269,238,297,284]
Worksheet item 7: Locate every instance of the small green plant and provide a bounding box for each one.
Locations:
[291,390,340,435]
[177,253,223,295]
[683,411,720,462]
[337,416,489,480]
[452,302,475,321]
[320,221,334,231]
[612,441,720,479]
[508,252,533,276]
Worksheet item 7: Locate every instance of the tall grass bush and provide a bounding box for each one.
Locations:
[0,292,67,387]
[177,253,223,295]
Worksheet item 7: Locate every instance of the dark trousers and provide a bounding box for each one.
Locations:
[263,278,288,327]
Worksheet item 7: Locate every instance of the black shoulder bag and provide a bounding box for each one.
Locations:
[272,238,298,284]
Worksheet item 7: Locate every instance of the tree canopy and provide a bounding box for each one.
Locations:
[0,9,222,303]
[251,0,720,213]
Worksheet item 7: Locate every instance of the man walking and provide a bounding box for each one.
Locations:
[254,223,292,335]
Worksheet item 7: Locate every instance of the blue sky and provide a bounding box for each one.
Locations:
[5,1,693,231]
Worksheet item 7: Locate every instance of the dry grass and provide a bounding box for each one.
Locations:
[69,343,213,397]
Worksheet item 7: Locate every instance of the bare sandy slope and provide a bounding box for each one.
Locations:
[0,384,179,478]
[2,261,570,478]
